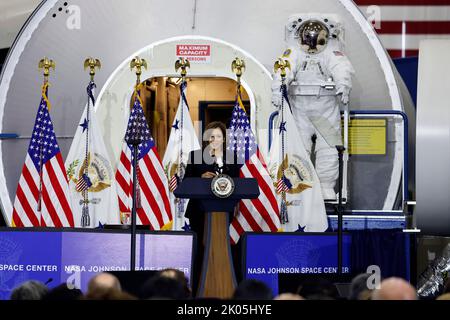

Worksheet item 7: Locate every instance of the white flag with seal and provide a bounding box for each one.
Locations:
[162,81,200,231]
[268,95,328,232]
[65,82,120,227]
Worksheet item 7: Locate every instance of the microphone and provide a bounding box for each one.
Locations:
[44,278,53,285]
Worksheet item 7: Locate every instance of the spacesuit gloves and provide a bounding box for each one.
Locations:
[336,86,351,104]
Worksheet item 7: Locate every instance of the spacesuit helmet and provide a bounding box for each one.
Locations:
[297,20,330,54]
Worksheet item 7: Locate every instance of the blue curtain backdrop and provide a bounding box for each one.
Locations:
[350,229,410,280]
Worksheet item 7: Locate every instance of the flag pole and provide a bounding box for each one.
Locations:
[38,57,55,85]
[232,57,247,160]
[232,57,246,109]
[37,57,55,214]
[231,57,246,217]
[174,58,190,222]
[336,145,345,277]
[274,58,291,225]
[231,57,245,87]
[129,56,147,271]
[80,57,101,228]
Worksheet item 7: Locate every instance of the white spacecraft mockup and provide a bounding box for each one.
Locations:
[0,0,417,230]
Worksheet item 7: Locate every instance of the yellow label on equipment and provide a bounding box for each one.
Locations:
[345,119,387,155]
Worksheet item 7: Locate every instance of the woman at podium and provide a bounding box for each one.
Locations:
[184,121,241,294]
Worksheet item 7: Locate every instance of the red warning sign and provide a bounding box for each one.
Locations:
[176,44,211,63]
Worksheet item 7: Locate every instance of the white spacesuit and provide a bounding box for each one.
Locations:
[272,14,354,200]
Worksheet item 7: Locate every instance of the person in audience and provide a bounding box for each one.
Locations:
[304,294,336,300]
[232,279,273,300]
[159,268,192,298]
[348,273,375,300]
[10,280,48,300]
[297,277,339,300]
[42,283,83,300]
[371,277,417,300]
[86,272,122,298]
[273,293,304,300]
[140,272,187,300]
[84,288,136,300]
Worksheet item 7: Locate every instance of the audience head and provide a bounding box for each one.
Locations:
[232,279,273,300]
[274,293,304,300]
[348,273,374,300]
[371,277,417,300]
[86,272,121,298]
[42,283,83,300]
[159,268,191,298]
[297,277,339,300]
[141,272,187,300]
[84,288,136,300]
[10,280,48,300]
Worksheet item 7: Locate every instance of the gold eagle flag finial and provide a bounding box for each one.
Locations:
[175,57,190,81]
[84,57,101,82]
[38,57,55,83]
[231,57,245,84]
[274,57,291,79]
[130,56,148,84]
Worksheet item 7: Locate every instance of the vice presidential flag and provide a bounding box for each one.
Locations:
[268,86,328,232]
[115,87,172,230]
[65,81,120,227]
[162,81,200,231]
[12,83,74,227]
[228,90,281,244]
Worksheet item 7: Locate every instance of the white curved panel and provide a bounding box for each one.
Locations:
[0,0,411,225]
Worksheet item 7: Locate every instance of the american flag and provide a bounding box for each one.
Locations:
[276,175,291,194]
[355,0,450,58]
[76,173,92,192]
[169,174,178,192]
[228,90,280,244]
[12,84,74,227]
[115,89,172,230]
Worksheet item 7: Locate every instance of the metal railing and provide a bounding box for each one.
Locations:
[268,109,409,214]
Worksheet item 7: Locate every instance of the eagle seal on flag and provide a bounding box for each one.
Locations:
[67,152,113,194]
[271,154,314,195]
[164,158,183,193]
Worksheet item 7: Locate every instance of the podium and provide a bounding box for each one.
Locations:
[175,177,259,298]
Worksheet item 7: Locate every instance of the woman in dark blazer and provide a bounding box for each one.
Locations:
[184,121,242,295]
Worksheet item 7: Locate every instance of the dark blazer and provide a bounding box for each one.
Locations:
[184,149,242,219]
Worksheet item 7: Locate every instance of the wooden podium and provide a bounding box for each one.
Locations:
[174,177,259,298]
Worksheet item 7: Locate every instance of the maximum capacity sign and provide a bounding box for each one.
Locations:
[176,44,211,63]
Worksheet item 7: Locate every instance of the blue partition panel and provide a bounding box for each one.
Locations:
[0,228,194,300]
[243,233,352,294]
[243,232,410,295]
